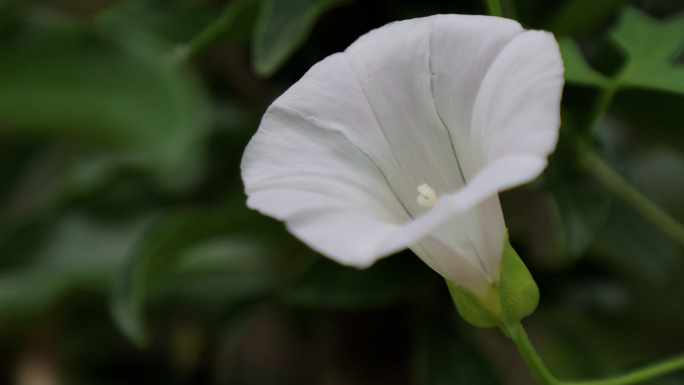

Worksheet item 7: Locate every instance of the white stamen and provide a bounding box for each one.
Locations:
[417,183,437,208]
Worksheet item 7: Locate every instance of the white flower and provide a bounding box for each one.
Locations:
[241,14,564,297]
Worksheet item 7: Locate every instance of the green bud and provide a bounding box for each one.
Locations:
[446,232,540,334]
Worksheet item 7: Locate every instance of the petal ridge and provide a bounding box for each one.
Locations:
[264,103,412,217]
[429,14,525,182]
[343,17,465,216]
[427,16,467,186]
[337,54,415,218]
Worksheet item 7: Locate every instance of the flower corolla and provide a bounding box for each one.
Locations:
[241,15,564,300]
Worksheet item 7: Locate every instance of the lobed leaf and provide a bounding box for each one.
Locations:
[558,37,611,88]
[547,0,634,36]
[611,7,684,95]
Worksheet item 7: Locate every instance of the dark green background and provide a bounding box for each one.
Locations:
[0,0,683,384]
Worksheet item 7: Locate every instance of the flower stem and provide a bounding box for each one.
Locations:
[578,65,684,247]
[485,0,504,17]
[172,0,250,63]
[587,81,620,136]
[182,15,232,60]
[585,151,684,247]
[510,323,684,385]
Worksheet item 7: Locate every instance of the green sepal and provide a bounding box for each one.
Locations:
[446,280,501,329]
[499,236,540,330]
[446,232,540,335]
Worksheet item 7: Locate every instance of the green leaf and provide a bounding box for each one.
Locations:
[629,149,684,222]
[98,0,215,49]
[612,89,684,154]
[593,200,679,283]
[542,110,613,258]
[172,237,275,275]
[548,178,613,258]
[163,237,278,309]
[499,238,540,329]
[109,196,288,346]
[558,37,611,87]
[611,7,684,95]
[252,0,354,77]
[110,218,173,349]
[0,15,209,190]
[112,227,277,350]
[285,251,435,309]
[414,311,503,385]
[177,0,261,59]
[547,0,634,36]
[0,212,155,318]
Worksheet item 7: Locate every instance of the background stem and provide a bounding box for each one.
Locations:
[510,323,684,385]
[586,151,684,248]
[485,0,504,17]
[587,82,619,135]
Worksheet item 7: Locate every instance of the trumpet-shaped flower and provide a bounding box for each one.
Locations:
[241,15,564,299]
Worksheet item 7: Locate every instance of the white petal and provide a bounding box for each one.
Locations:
[372,154,545,285]
[411,196,505,295]
[448,154,548,211]
[257,54,403,199]
[376,28,564,278]
[344,17,466,216]
[242,62,411,267]
[429,15,525,181]
[247,189,403,267]
[471,30,564,172]
[242,15,564,290]
[375,154,545,276]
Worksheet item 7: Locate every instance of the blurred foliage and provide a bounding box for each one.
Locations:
[252,0,357,76]
[0,0,683,384]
